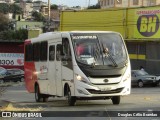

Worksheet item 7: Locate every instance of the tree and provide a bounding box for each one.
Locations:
[9,4,23,14]
[88,3,100,9]
[0,29,28,41]
[0,3,22,14]
[0,13,9,32]
[0,3,10,14]
[32,11,45,22]
[51,4,58,10]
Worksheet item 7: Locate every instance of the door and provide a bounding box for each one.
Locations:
[48,44,56,95]
[55,44,63,96]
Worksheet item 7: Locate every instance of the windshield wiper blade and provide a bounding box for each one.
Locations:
[102,44,118,67]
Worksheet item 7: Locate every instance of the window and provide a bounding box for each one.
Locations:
[49,45,55,61]
[56,44,62,61]
[25,44,33,61]
[40,41,48,61]
[62,38,72,61]
[33,42,40,61]
[133,0,139,5]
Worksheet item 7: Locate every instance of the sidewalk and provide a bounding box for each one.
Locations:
[0,100,10,108]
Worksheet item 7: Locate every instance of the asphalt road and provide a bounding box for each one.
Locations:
[0,83,160,120]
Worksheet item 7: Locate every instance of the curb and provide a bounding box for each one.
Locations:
[0,100,10,108]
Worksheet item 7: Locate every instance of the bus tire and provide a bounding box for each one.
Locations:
[111,96,120,105]
[67,87,76,106]
[35,85,43,102]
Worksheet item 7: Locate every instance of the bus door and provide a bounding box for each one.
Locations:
[61,38,74,95]
[55,43,63,96]
[48,44,56,95]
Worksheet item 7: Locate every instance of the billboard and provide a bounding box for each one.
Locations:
[0,53,24,66]
[134,8,160,38]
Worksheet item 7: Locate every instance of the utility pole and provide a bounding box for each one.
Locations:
[48,0,51,31]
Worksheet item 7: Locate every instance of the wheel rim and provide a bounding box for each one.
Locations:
[138,81,143,87]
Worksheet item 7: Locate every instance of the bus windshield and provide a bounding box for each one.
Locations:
[71,33,127,67]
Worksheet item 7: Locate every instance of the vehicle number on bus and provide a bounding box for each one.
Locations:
[0,60,14,65]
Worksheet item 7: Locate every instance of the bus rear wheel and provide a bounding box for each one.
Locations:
[35,85,43,102]
[111,96,120,105]
[66,87,76,106]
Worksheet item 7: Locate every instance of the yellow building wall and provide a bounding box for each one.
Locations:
[28,29,42,39]
[126,8,135,39]
[127,6,160,39]
[60,9,127,38]
[60,6,160,40]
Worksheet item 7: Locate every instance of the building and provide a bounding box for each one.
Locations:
[33,1,47,12]
[99,0,160,8]
[15,2,34,19]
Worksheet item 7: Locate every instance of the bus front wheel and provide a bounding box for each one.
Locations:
[35,85,43,102]
[66,87,76,106]
[111,96,120,105]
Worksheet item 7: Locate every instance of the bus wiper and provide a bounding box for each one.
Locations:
[103,46,118,67]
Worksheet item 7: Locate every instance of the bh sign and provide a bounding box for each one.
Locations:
[137,15,159,37]
[135,9,160,38]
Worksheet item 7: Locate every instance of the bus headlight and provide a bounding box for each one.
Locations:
[76,74,91,85]
[123,73,131,82]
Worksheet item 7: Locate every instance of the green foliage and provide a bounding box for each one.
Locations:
[0,13,9,32]
[0,3,22,14]
[0,29,28,41]
[10,4,23,14]
[87,3,101,9]
[51,4,58,10]
[0,3,10,14]
[32,11,45,22]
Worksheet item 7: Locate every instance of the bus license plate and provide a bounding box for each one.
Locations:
[99,87,112,91]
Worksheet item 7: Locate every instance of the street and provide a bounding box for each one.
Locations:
[0,83,160,120]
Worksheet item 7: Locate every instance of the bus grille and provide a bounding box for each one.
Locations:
[86,87,124,94]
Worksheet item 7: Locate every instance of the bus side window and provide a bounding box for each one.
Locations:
[49,45,55,61]
[33,42,40,61]
[62,38,71,61]
[56,44,61,61]
[40,41,48,61]
[25,44,33,61]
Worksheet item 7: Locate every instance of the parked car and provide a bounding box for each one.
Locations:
[155,75,160,86]
[0,68,24,83]
[131,70,159,87]
[0,67,7,83]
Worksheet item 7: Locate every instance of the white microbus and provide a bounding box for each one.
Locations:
[24,31,131,106]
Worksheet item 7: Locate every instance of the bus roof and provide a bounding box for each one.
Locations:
[25,31,120,43]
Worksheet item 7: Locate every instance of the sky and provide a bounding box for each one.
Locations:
[43,0,98,7]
